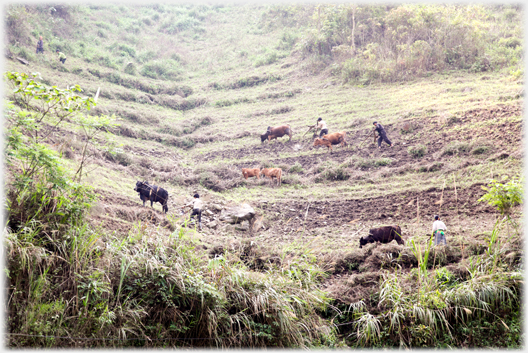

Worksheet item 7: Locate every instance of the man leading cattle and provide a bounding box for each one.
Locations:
[316,117,328,138]
[373,121,393,149]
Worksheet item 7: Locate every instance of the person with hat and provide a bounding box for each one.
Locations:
[182,193,203,230]
[36,36,44,54]
[56,49,67,64]
[316,117,328,138]
[373,121,393,149]
[432,215,447,246]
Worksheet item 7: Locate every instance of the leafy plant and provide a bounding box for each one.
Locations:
[289,161,304,173]
[408,144,427,158]
[478,177,523,216]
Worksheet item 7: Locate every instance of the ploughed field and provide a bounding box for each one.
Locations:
[6,58,523,307]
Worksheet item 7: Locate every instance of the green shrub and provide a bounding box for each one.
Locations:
[499,37,521,49]
[316,166,350,182]
[14,46,35,61]
[374,158,392,167]
[159,15,202,34]
[347,156,392,169]
[270,105,293,114]
[281,174,302,185]
[142,17,152,26]
[471,145,491,155]
[289,161,304,173]
[116,44,136,58]
[408,144,427,158]
[447,116,461,125]
[136,50,157,63]
[140,60,182,80]
[95,21,111,30]
[71,67,83,75]
[123,62,137,75]
[442,141,471,156]
[478,177,523,216]
[177,136,195,149]
[259,159,275,168]
[277,29,299,50]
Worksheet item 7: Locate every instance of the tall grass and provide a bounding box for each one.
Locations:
[343,223,521,348]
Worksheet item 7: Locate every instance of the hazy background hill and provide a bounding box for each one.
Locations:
[4,3,524,348]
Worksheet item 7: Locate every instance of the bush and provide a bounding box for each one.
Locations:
[177,136,195,149]
[289,161,304,173]
[254,51,280,67]
[14,46,35,61]
[270,105,293,115]
[478,177,523,216]
[123,62,137,75]
[447,116,461,125]
[442,141,471,156]
[408,144,427,158]
[374,158,392,167]
[316,166,350,182]
[136,50,157,63]
[471,144,491,155]
[140,60,182,80]
[347,156,392,169]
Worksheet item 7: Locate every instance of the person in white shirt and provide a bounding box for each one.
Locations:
[182,193,203,230]
[316,117,328,138]
[432,215,447,245]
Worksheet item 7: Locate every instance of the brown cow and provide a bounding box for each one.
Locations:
[261,168,282,186]
[242,168,261,180]
[313,131,348,153]
[260,125,293,143]
[359,225,404,248]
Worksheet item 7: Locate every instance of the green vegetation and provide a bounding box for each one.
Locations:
[4,2,523,349]
[479,177,523,217]
[408,144,427,158]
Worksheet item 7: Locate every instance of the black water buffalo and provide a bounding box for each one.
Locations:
[359,225,404,248]
[260,125,293,143]
[134,181,169,213]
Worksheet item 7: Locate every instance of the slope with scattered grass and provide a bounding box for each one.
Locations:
[4,3,523,348]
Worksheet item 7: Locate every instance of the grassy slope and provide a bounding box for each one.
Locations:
[4,3,523,347]
[6,1,523,265]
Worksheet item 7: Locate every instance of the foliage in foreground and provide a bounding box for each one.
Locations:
[3,71,335,348]
[3,68,523,347]
[5,224,336,348]
[335,216,522,348]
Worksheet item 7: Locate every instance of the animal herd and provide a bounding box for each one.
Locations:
[260,124,348,154]
[132,124,404,249]
[242,167,282,186]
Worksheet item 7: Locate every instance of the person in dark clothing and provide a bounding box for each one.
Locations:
[36,36,44,54]
[316,117,329,138]
[373,121,393,149]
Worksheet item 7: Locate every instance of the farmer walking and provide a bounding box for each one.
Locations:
[56,49,67,64]
[316,117,329,138]
[36,36,44,54]
[182,193,203,231]
[432,215,447,246]
[373,121,393,149]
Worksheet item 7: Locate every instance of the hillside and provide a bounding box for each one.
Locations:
[4,3,524,348]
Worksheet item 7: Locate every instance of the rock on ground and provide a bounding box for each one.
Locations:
[219,203,255,224]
